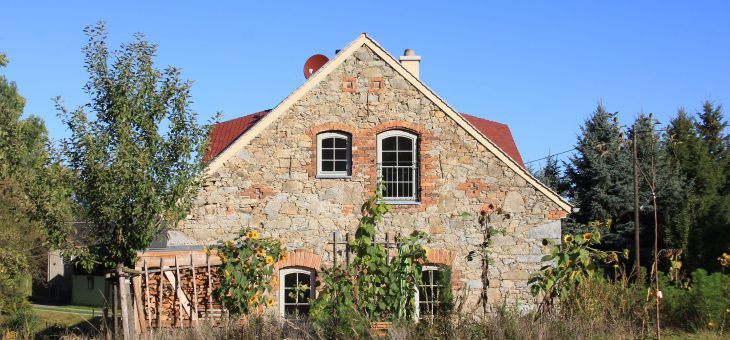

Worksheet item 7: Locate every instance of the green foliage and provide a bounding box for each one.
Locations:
[0,305,38,337]
[348,189,429,321]
[49,22,217,270]
[309,267,370,339]
[665,103,730,271]
[213,228,285,316]
[310,188,430,337]
[0,52,66,312]
[661,269,730,331]
[529,222,628,308]
[564,102,634,248]
[533,153,568,196]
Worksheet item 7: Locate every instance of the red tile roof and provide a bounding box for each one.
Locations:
[461,113,525,168]
[204,110,270,162]
[205,110,524,168]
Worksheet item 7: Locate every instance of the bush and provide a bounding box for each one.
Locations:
[661,269,730,331]
[1,304,38,338]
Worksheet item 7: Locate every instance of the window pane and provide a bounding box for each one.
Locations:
[382,137,397,151]
[335,161,347,172]
[334,138,347,148]
[398,152,413,165]
[334,149,346,160]
[284,288,296,303]
[385,183,396,197]
[322,149,334,160]
[382,151,397,164]
[322,161,334,172]
[398,136,413,150]
[422,270,431,283]
[298,273,311,287]
[322,138,333,148]
[285,273,297,287]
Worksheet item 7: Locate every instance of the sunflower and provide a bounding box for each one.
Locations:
[423,247,429,258]
[219,253,227,264]
[250,231,260,240]
[265,256,274,265]
[225,270,231,277]
[563,234,574,243]
[266,298,275,307]
[281,253,289,261]
[249,295,259,305]
[272,276,278,285]
[246,231,255,239]
[256,247,266,256]
[583,233,593,241]
[225,240,236,250]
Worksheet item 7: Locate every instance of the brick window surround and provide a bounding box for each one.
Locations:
[307,121,437,211]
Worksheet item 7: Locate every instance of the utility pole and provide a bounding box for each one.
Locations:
[633,124,641,279]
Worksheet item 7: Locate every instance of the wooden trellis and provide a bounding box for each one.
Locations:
[328,231,403,267]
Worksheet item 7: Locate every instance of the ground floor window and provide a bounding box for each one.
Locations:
[416,265,444,318]
[279,267,315,318]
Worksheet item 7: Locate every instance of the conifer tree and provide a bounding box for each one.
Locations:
[565,102,633,247]
[535,153,566,196]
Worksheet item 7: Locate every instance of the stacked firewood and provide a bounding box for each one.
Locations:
[141,265,224,326]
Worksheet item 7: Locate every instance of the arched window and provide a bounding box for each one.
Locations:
[279,267,315,318]
[416,265,444,319]
[317,131,351,177]
[377,130,418,201]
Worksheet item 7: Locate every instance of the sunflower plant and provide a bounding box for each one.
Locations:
[214,227,285,316]
[529,221,627,311]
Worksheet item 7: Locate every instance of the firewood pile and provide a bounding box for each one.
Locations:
[137,253,226,327]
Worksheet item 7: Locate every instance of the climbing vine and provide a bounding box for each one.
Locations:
[311,186,429,333]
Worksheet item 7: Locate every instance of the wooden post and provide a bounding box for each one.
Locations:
[345,233,351,266]
[113,279,119,340]
[332,232,338,268]
[132,274,147,336]
[385,232,390,264]
[206,253,212,321]
[102,275,110,340]
[191,254,199,327]
[175,256,182,327]
[118,266,136,339]
[144,260,151,329]
[157,258,163,327]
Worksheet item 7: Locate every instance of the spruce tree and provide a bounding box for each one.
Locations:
[535,153,566,196]
[565,102,633,247]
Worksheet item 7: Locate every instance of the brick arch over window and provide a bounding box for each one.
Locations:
[422,248,464,290]
[306,123,357,178]
[367,121,437,210]
[272,249,322,296]
[273,249,322,272]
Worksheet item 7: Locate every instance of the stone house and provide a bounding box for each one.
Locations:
[169,34,571,316]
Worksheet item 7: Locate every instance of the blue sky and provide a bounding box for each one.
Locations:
[2,1,729,168]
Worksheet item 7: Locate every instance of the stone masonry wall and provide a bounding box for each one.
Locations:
[171,45,564,312]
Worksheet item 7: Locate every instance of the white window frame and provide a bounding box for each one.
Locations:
[377,130,418,203]
[278,267,316,318]
[316,131,352,178]
[415,265,443,320]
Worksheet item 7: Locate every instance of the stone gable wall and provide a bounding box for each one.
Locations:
[171,45,564,311]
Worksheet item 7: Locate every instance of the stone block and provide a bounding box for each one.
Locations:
[526,221,561,241]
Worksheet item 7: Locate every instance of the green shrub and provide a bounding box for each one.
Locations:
[1,304,38,337]
[661,269,730,331]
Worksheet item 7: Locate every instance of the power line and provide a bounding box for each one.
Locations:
[524,148,577,165]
